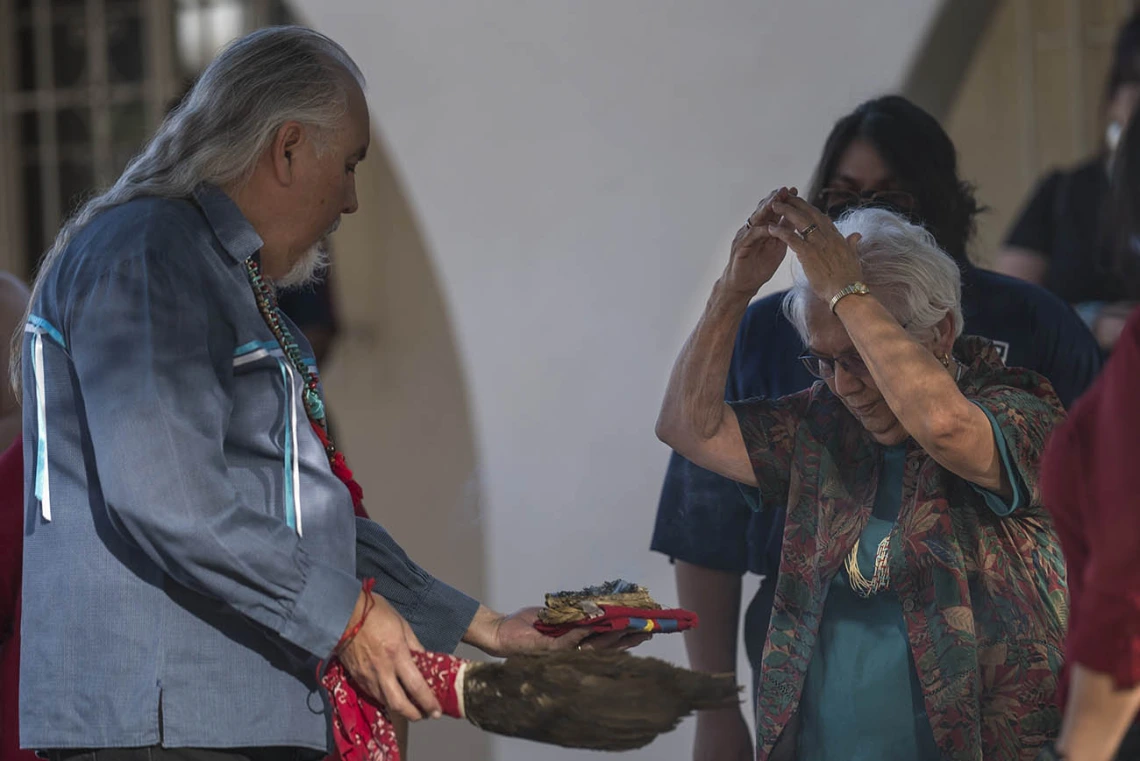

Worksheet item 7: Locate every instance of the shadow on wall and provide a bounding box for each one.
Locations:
[321,126,491,761]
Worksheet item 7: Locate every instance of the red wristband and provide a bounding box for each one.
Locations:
[335,577,377,654]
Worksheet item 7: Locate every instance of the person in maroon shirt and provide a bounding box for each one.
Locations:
[0,437,32,761]
[0,272,31,761]
[1039,111,1140,761]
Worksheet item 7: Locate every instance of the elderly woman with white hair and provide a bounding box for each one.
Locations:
[657,188,1068,761]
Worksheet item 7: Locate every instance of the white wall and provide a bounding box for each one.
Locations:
[289,3,941,759]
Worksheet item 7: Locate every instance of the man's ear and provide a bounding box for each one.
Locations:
[269,121,304,185]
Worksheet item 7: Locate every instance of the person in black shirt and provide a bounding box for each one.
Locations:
[652,95,1103,761]
[996,10,1140,352]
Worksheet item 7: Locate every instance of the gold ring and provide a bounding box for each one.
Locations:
[799,223,819,239]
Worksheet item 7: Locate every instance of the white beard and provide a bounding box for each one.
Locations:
[275,218,339,289]
[276,239,330,289]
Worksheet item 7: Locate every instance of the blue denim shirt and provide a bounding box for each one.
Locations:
[19,185,478,753]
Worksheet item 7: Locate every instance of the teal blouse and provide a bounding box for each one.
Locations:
[798,409,1022,761]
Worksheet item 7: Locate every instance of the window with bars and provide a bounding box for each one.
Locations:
[0,0,291,278]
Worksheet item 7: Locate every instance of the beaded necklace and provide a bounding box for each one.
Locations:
[245,256,366,516]
[844,535,891,597]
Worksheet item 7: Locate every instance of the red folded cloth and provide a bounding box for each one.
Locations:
[323,651,467,761]
[532,606,698,637]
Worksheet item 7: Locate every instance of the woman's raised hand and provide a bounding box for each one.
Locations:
[767,195,864,305]
[722,187,797,297]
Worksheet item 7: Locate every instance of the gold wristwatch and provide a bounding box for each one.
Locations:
[829,281,870,313]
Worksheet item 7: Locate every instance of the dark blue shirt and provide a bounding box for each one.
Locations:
[650,264,1101,678]
[277,277,338,335]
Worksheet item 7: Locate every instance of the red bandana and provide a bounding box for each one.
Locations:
[322,651,467,761]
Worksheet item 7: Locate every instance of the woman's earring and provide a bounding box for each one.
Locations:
[939,353,951,369]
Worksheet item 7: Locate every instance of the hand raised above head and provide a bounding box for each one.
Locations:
[722,187,799,297]
[767,195,864,305]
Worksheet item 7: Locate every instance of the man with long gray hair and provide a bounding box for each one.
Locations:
[12,26,610,761]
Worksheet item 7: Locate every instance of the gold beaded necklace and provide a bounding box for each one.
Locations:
[844,534,892,597]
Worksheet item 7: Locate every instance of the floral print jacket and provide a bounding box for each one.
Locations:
[730,337,1068,761]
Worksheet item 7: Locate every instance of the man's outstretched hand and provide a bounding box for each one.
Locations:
[462,605,652,657]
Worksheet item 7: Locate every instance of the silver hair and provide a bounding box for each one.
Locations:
[10,25,365,392]
[782,207,964,346]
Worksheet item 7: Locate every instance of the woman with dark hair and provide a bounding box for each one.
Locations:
[650,95,1102,761]
[805,96,980,264]
[1036,112,1140,761]
[996,10,1140,352]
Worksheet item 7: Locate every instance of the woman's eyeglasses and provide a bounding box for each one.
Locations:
[818,188,917,218]
[798,351,871,380]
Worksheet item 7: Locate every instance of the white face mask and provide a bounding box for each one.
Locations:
[1108,120,1124,153]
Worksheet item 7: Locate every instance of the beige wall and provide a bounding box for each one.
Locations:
[320,131,491,760]
[948,0,1138,265]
